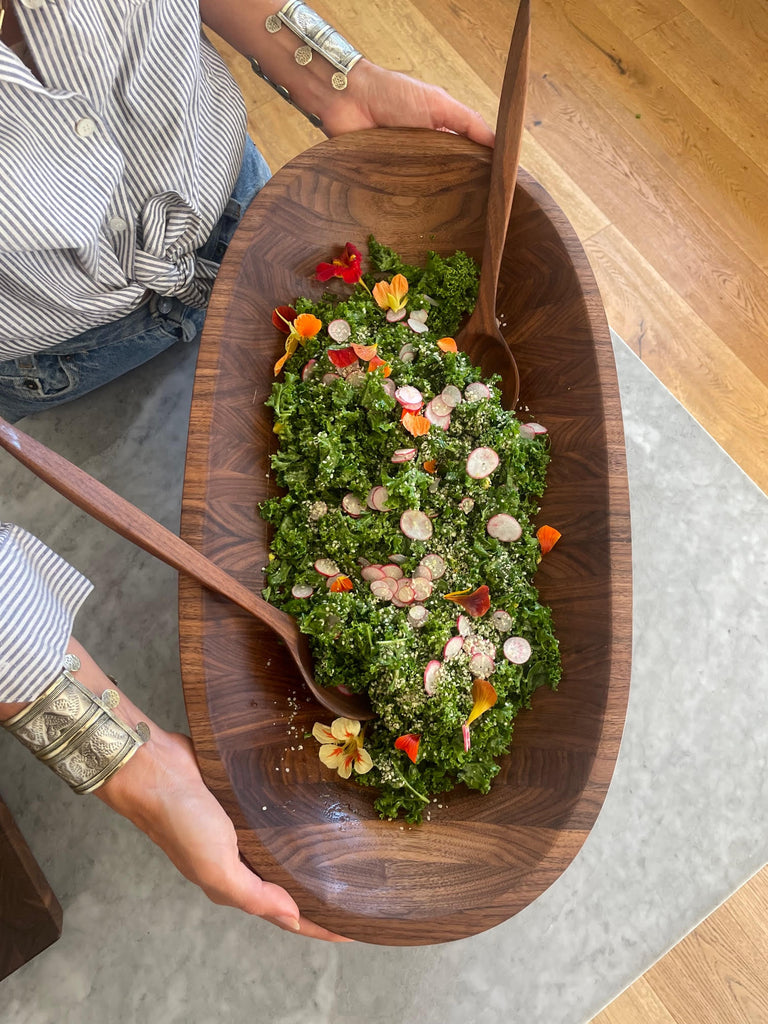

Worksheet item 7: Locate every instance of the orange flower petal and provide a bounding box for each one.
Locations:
[537,525,562,554]
[443,585,491,617]
[294,313,322,339]
[390,274,409,303]
[437,337,458,353]
[351,343,378,361]
[465,679,498,727]
[329,574,353,592]
[394,733,420,763]
[372,280,391,309]
[274,350,291,376]
[402,411,431,437]
[422,459,437,474]
[367,354,392,377]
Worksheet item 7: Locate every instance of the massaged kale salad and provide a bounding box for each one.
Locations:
[259,238,561,822]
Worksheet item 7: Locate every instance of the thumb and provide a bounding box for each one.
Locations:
[227,860,301,927]
[430,92,495,148]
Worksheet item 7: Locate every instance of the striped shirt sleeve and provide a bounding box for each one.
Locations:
[0,523,93,703]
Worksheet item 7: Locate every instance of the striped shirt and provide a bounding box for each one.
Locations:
[0,0,248,360]
[0,524,93,702]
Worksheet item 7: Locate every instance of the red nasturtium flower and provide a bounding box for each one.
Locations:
[316,242,364,285]
[443,585,491,618]
[394,733,420,763]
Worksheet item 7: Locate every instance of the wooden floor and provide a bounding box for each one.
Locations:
[210,1,768,1020]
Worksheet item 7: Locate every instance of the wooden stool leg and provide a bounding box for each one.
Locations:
[0,789,62,981]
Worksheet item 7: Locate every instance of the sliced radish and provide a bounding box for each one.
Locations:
[457,614,472,636]
[386,308,407,323]
[425,404,451,430]
[369,485,391,511]
[395,385,423,410]
[335,684,353,696]
[291,584,313,599]
[342,493,365,517]
[395,582,416,604]
[413,564,432,580]
[470,653,495,677]
[486,513,522,542]
[371,579,396,600]
[381,564,404,580]
[466,447,500,479]
[314,558,339,577]
[398,343,416,363]
[503,636,532,664]
[424,660,441,695]
[389,553,407,565]
[419,554,446,579]
[361,565,386,581]
[381,378,396,399]
[458,497,475,514]
[492,609,513,631]
[327,319,351,343]
[301,359,318,381]
[443,636,464,660]
[518,423,536,441]
[327,346,358,368]
[345,369,366,387]
[428,396,452,418]
[410,308,429,324]
[321,372,341,384]
[408,317,429,334]
[410,576,433,601]
[408,605,429,627]
[391,595,408,608]
[464,381,492,401]
[441,384,462,408]
[391,447,417,463]
[357,556,371,567]
[400,510,433,541]
[528,422,548,436]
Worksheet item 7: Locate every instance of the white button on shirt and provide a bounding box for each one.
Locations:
[0,0,248,360]
[108,215,129,233]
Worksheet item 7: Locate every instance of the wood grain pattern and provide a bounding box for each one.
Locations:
[178,130,631,944]
[0,790,62,981]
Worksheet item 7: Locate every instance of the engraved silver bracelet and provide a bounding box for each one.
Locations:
[264,0,363,91]
[2,653,150,795]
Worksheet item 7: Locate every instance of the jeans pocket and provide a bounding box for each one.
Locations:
[0,353,79,401]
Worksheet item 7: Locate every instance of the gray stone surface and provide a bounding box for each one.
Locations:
[1,331,766,1023]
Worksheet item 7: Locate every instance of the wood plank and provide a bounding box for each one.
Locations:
[676,0,768,66]
[592,976,680,1024]
[590,0,685,39]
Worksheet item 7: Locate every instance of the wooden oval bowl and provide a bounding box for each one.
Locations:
[179,129,631,945]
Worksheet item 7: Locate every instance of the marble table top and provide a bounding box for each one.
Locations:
[1,330,766,1024]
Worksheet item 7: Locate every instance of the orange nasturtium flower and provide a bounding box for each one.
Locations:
[536,525,562,554]
[394,733,420,763]
[372,273,409,313]
[313,718,373,779]
[367,354,392,377]
[273,310,322,375]
[329,574,353,592]
[436,337,458,353]
[402,411,431,437]
[443,584,491,618]
[462,679,498,752]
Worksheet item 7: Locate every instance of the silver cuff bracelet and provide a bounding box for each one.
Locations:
[265,0,363,90]
[2,654,150,795]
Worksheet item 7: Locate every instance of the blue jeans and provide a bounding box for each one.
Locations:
[0,139,271,422]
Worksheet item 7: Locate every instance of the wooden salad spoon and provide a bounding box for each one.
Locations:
[455,0,530,409]
[0,416,374,721]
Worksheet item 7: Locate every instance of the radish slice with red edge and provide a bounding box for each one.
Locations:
[386,308,407,323]
[466,447,499,479]
[398,343,416,363]
[381,377,396,399]
[408,605,428,627]
[345,369,366,386]
[314,558,339,577]
[321,372,340,384]
[419,553,446,579]
[464,382,491,401]
[400,510,433,541]
[342,493,364,517]
[327,319,351,343]
[486,513,522,542]
[424,660,441,695]
[395,385,423,410]
[391,595,408,608]
[459,497,475,514]
[408,318,429,334]
[518,423,536,440]
[381,564,404,580]
[389,553,407,565]
[361,565,386,581]
[391,447,417,463]
[410,308,429,323]
[443,636,464,660]
[301,359,318,381]
[371,579,396,600]
[395,583,415,604]
[425,404,451,430]
[470,653,495,677]
[503,636,532,664]
[457,614,472,636]
[441,385,462,408]
[291,584,313,599]
[492,609,513,631]
[528,422,548,436]
[429,396,452,418]
[369,485,391,511]
[410,577,432,601]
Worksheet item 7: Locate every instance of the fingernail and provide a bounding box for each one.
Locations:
[276,915,301,932]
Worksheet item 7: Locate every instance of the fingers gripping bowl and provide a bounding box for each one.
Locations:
[179,129,632,945]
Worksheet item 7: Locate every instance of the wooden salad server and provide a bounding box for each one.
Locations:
[0,416,374,721]
[455,0,530,409]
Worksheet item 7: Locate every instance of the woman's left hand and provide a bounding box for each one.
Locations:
[321,60,494,147]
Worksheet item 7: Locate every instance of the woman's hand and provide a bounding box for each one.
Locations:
[321,60,495,146]
[98,728,349,942]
